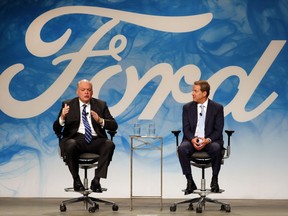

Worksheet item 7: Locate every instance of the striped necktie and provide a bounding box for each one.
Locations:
[82,104,92,143]
[198,104,205,138]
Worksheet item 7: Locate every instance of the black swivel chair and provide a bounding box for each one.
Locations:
[170,130,234,213]
[57,130,119,213]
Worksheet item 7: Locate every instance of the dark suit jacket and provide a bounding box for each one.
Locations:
[53,97,118,143]
[182,99,224,145]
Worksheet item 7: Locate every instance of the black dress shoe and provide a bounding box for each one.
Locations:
[90,179,103,193]
[73,178,85,192]
[184,180,197,195]
[210,176,220,193]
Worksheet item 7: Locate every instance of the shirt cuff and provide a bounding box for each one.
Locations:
[59,117,65,126]
[100,118,105,127]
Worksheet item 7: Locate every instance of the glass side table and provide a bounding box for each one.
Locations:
[129,135,163,210]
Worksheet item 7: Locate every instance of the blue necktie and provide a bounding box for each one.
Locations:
[198,104,205,138]
[82,104,92,143]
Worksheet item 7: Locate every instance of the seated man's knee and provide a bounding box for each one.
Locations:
[105,140,115,151]
[178,141,189,155]
[60,139,78,153]
[177,144,184,154]
[210,142,222,155]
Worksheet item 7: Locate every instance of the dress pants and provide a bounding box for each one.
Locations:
[60,133,115,179]
[178,139,223,177]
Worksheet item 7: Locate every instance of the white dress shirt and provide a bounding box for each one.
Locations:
[195,99,208,137]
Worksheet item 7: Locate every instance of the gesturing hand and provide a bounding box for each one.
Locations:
[61,104,70,120]
[192,137,206,151]
[91,110,103,124]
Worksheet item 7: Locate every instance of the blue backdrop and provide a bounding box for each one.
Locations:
[1,0,288,198]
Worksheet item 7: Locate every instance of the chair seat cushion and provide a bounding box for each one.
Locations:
[192,151,211,159]
[78,153,100,164]
[190,149,226,165]
[191,151,211,164]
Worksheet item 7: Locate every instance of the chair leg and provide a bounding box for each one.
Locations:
[60,189,119,212]
[172,197,201,206]
[170,168,231,213]
[60,162,120,213]
[205,197,231,212]
[60,196,91,212]
[61,196,86,206]
[170,197,200,212]
[170,192,231,213]
[89,196,119,211]
[89,196,115,205]
[60,188,119,212]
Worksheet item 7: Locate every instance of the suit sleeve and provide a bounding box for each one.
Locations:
[182,104,196,141]
[208,103,224,143]
[101,102,118,131]
[91,99,118,136]
[53,102,65,136]
[205,101,224,144]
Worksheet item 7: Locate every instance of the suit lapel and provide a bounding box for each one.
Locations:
[69,98,80,122]
[90,98,101,118]
[90,99,101,134]
[190,102,198,126]
[90,99,100,114]
[205,99,212,125]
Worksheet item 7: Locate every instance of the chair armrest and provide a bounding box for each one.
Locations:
[171,130,181,146]
[223,130,235,159]
[107,130,117,141]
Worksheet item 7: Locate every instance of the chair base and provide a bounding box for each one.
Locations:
[170,189,231,213]
[60,188,119,212]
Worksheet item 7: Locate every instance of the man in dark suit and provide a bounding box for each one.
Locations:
[53,79,118,192]
[178,80,224,195]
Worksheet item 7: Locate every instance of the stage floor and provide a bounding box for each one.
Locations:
[0,197,288,216]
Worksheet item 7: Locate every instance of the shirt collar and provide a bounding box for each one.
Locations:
[79,100,90,107]
[198,99,208,107]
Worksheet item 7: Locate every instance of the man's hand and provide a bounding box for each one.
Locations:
[91,110,103,124]
[191,137,209,151]
[61,104,70,120]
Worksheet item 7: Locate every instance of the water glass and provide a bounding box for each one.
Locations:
[134,123,141,136]
[148,123,156,136]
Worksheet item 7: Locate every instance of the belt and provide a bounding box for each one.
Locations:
[76,132,98,139]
